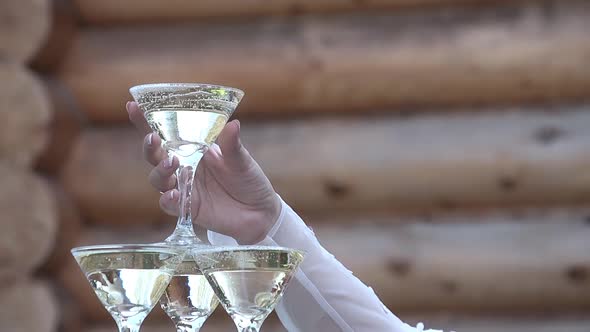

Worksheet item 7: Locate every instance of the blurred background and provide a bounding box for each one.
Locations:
[1,0,590,331]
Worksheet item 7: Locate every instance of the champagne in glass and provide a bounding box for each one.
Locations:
[194,246,305,332]
[71,245,182,332]
[159,260,219,332]
[130,83,244,331]
[130,83,243,245]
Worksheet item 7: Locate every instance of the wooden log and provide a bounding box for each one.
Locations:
[72,0,513,24]
[405,315,590,332]
[59,210,590,316]
[0,63,51,168]
[317,222,590,312]
[0,280,59,332]
[0,164,57,282]
[30,0,78,72]
[450,320,590,332]
[35,76,86,175]
[60,128,168,224]
[37,180,82,276]
[57,1,590,123]
[244,108,590,214]
[444,319,590,332]
[61,108,590,221]
[0,0,51,63]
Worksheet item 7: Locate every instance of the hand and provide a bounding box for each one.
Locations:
[126,101,281,244]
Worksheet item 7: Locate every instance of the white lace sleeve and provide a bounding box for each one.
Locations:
[208,196,447,332]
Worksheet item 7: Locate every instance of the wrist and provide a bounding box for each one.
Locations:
[236,193,283,245]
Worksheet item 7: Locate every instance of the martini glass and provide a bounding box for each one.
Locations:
[129,83,244,331]
[71,244,183,332]
[194,246,305,332]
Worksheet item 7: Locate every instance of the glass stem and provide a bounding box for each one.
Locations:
[116,322,140,332]
[177,164,195,233]
[239,327,259,332]
[117,327,139,332]
[165,163,198,244]
[173,318,207,332]
[176,325,202,332]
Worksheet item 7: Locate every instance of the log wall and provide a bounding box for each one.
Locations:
[0,1,61,331]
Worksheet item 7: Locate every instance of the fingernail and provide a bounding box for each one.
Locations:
[169,191,175,200]
[147,133,153,146]
[209,143,220,154]
[125,101,130,109]
[163,156,172,168]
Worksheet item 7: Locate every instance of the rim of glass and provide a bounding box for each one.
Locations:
[71,243,182,255]
[129,83,244,96]
[191,245,305,256]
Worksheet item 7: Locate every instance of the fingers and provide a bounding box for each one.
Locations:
[126,100,181,218]
[143,133,168,166]
[214,120,254,171]
[126,101,152,135]
[159,190,179,216]
[149,156,178,192]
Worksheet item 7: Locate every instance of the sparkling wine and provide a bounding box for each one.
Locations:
[208,269,289,319]
[145,109,228,165]
[88,269,172,320]
[75,249,179,325]
[195,247,304,326]
[160,260,219,331]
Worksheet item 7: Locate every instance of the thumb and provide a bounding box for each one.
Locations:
[216,120,253,171]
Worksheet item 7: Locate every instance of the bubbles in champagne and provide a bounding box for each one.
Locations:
[193,247,304,324]
[208,269,289,319]
[145,109,228,165]
[72,248,181,326]
[87,268,172,322]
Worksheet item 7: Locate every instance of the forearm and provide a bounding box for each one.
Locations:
[258,197,436,332]
[208,196,445,332]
